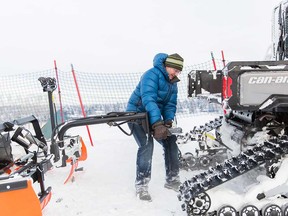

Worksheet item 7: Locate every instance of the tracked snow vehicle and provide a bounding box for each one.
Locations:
[178,60,288,215]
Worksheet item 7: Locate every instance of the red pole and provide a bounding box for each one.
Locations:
[71,64,94,147]
[221,50,226,67]
[54,60,65,123]
[210,51,217,70]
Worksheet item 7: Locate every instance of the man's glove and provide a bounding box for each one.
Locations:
[164,120,173,128]
[152,121,169,140]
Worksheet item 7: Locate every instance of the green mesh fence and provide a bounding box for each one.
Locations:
[0,59,225,125]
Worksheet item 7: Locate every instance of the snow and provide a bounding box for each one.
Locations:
[37,113,288,215]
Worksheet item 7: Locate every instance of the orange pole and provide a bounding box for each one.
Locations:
[71,64,94,146]
[210,51,217,70]
[221,50,226,67]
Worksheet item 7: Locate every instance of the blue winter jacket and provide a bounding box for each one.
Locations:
[126,53,179,126]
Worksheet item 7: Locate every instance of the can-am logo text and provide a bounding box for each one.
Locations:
[248,76,288,84]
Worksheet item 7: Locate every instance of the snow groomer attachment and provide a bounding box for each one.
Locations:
[177,68,226,171]
[50,111,150,183]
[0,116,52,216]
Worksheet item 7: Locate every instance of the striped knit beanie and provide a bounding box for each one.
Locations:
[164,53,184,71]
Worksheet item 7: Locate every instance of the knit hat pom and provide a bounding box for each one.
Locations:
[164,53,184,71]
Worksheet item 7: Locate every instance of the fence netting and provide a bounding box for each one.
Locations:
[0,59,225,126]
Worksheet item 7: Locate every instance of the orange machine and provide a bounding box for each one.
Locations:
[0,160,52,216]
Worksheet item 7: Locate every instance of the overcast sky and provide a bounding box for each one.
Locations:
[0,0,282,74]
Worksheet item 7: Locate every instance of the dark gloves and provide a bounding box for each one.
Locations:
[152,121,169,140]
[164,120,173,128]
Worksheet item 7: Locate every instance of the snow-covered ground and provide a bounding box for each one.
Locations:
[40,113,288,216]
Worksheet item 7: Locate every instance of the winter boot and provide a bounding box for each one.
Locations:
[136,187,152,202]
[164,180,181,192]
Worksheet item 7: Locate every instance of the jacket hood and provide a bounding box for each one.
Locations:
[153,53,169,80]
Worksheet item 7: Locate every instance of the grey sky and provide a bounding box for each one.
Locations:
[0,0,281,74]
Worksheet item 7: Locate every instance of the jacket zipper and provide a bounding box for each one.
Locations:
[163,84,172,104]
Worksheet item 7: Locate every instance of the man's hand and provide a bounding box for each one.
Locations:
[164,120,173,128]
[152,122,169,140]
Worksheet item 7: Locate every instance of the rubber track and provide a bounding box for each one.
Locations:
[178,135,288,215]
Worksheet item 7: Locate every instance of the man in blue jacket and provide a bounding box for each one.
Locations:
[126,53,184,201]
